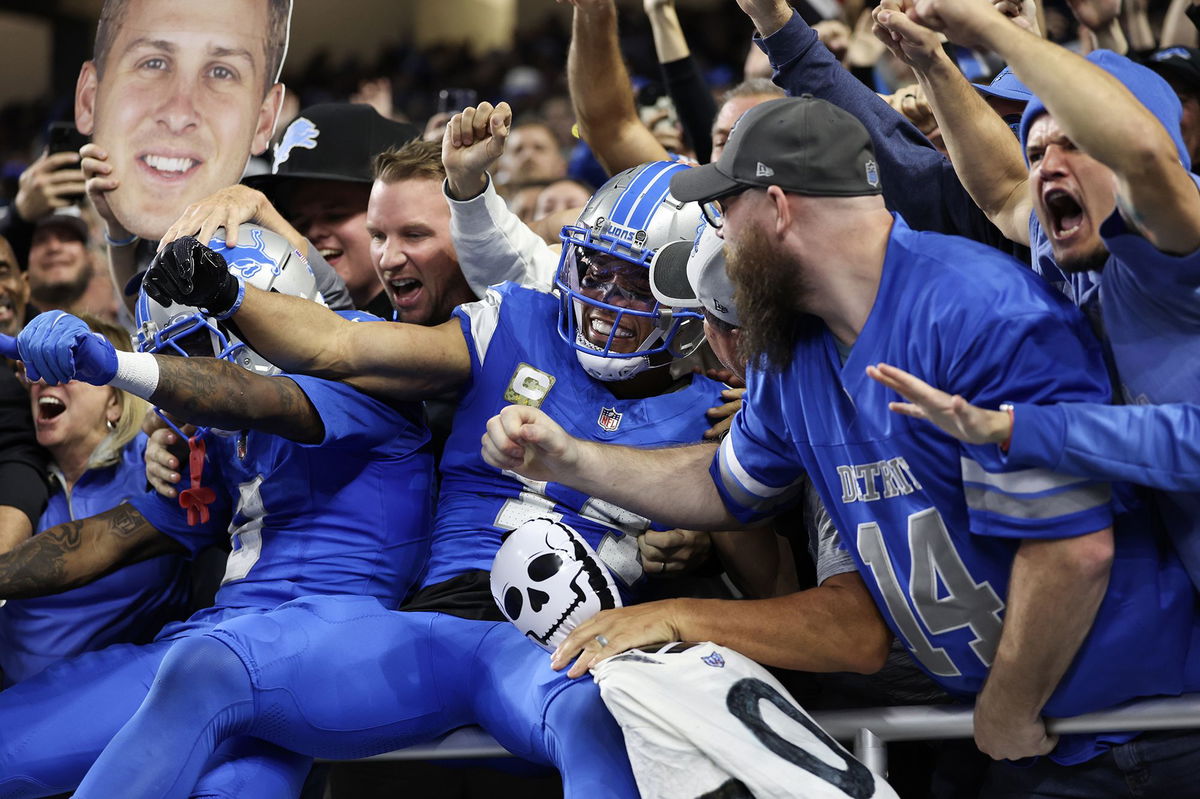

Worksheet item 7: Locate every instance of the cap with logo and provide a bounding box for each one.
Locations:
[244,103,421,199]
[669,95,882,205]
[650,225,739,327]
[1142,46,1200,94]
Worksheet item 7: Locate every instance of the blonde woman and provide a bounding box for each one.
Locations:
[0,315,189,686]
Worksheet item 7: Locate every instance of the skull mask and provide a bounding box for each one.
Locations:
[491,517,622,652]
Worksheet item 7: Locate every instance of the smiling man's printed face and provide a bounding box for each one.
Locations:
[75,0,282,240]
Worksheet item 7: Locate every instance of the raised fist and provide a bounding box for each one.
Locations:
[14,311,117,386]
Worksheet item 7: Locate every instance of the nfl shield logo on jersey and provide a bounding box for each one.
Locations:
[701,650,726,668]
[597,407,623,432]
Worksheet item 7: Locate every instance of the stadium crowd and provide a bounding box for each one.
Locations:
[1,0,1200,797]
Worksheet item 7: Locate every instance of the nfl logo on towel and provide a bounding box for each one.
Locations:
[598,407,623,432]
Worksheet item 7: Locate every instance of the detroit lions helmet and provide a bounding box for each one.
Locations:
[556,161,707,382]
[134,224,324,380]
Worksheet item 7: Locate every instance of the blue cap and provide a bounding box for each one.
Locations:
[1018,50,1189,170]
[972,67,1032,103]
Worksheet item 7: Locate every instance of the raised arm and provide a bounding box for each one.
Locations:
[482,404,737,530]
[873,1,1033,244]
[566,0,670,174]
[442,102,560,293]
[743,0,1019,249]
[914,0,1200,254]
[646,0,718,163]
[138,237,472,402]
[0,504,180,600]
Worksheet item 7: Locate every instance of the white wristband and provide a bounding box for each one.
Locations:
[111,351,160,400]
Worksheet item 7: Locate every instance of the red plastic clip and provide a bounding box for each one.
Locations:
[178,434,216,526]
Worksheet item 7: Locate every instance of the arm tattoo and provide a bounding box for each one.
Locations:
[0,506,163,599]
[152,356,324,443]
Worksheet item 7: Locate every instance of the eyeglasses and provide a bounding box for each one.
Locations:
[700,187,753,230]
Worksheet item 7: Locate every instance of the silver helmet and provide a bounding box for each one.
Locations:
[134,224,323,436]
[555,161,706,382]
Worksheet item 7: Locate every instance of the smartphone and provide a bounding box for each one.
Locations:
[46,122,90,203]
[437,88,479,116]
[47,121,89,156]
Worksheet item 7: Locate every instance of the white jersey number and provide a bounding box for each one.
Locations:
[856,508,1004,677]
[222,475,266,585]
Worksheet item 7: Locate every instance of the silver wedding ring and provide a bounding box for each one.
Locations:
[594,634,610,648]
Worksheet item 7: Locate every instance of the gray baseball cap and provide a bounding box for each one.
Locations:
[649,225,739,327]
[670,95,882,204]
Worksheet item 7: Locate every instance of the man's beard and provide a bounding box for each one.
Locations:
[1054,241,1109,274]
[31,264,93,309]
[726,228,818,373]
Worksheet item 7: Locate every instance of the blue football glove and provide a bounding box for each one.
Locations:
[0,333,16,361]
[17,311,118,386]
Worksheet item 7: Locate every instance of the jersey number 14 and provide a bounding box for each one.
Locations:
[857,508,1004,678]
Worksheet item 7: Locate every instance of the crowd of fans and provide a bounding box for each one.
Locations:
[0,0,1199,797]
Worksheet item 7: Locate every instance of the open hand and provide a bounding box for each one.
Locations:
[866,362,1011,445]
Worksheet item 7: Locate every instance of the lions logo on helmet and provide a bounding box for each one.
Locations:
[555,161,706,382]
[135,224,324,439]
[135,224,321,375]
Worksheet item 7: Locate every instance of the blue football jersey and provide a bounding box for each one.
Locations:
[132,373,435,635]
[423,283,725,597]
[713,217,1200,761]
[0,435,191,684]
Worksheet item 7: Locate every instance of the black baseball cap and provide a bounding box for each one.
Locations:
[1142,47,1200,94]
[33,210,89,244]
[670,95,882,204]
[244,103,420,198]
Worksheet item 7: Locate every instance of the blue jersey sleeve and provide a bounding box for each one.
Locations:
[1006,401,1200,491]
[283,373,427,452]
[709,372,807,524]
[951,308,1114,539]
[758,12,1012,252]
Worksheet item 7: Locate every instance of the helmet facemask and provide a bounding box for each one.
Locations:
[554,161,706,382]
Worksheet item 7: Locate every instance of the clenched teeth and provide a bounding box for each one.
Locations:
[142,155,197,174]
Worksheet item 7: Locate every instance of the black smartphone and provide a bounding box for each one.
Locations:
[46,122,90,203]
[437,88,479,115]
[47,121,89,156]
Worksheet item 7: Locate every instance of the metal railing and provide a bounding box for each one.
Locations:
[327,693,1200,777]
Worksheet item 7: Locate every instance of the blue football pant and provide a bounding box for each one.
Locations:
[0,638,311,799]
[75,594,639,799]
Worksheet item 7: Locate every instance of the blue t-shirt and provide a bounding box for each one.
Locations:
[132,374,435,637]
[1029,204,1200,590]
[712,216,1200,764]
[423,283,724,600]
[0,434,191,684]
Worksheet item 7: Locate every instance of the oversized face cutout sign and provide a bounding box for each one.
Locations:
[75,0,289,240]
[490,517,621,652]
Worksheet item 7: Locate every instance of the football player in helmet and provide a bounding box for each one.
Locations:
[0,225,435,799]
[62,165,778,799]
[556,161,705,384]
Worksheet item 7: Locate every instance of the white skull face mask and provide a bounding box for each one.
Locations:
[490,518,622,652]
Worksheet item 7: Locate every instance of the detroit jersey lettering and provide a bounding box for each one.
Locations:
[713,217,1200,763]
